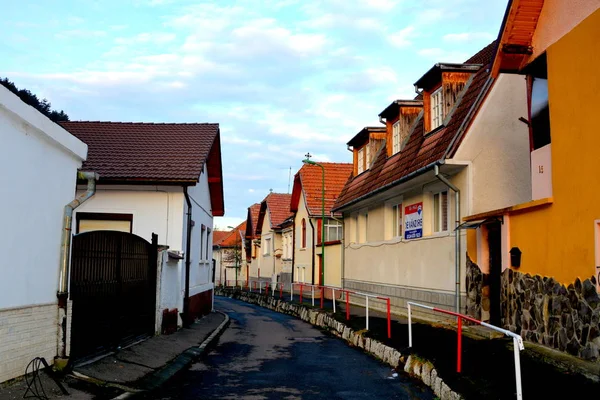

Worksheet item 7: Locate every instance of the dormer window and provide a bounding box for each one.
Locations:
[357,147,365,174]
[431,87,443,130]
[392,121,400,154]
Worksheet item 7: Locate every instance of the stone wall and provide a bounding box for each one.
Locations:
[502,269,600,361]
[467,255,600,362]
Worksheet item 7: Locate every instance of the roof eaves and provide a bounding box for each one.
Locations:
[333,161,439,213]
[414,63,483,90]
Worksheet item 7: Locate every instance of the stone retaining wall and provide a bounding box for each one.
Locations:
[216,288,464,399]
[466,258,600,361]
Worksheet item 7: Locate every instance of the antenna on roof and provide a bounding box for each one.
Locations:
[269,188,273,193]
[287,166,292,194]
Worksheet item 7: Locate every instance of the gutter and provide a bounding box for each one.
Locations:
[434,165,461,314]
[57,171,98,358]
[183,186,192,327]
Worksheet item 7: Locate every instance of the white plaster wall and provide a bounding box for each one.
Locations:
[453,73,532,215]
[74,186,185,250]
[0,89,86,309]
[185,165,215,298]
[343,171,469,295]
[293,191,315,284]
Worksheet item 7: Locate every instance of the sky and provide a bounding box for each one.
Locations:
[1,0,508,230]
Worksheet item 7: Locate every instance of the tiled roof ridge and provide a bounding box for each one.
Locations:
[62,121,218,125]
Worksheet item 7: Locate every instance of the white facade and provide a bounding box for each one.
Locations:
[0,86,87,382]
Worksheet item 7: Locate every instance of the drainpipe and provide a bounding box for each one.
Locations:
[434,164,461,314]
[309,219,316,285]
[57,171,98,359]
[183,186,192,327]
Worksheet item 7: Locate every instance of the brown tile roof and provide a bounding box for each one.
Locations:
[333,42,495,211]
[60,121,219,183]
[218,221,246,248]
[257,193,293,233]
[291,162,353,217]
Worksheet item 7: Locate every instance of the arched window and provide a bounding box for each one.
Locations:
[301,218,306,248]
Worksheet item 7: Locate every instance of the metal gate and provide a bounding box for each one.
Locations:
[69,231,158,360]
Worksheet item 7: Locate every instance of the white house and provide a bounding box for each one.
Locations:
[333,42,531,321]
[60,121,224,342]
[0,86,88,383]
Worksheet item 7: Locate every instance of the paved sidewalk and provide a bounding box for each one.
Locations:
[0,311,228,400]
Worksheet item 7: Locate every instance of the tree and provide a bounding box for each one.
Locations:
[0,77,70,122]
[222,247,242,268]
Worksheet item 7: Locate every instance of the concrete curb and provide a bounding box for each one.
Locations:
[217,289,464,400]
[108,311,230,399]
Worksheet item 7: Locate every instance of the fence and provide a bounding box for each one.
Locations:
[407,301,524,400]
[217,279,391,339]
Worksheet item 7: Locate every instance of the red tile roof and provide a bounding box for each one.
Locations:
[333,42,495,211]
[245,203,261,239]
[257,193,293,233]
[60,121,219,183]
[218,221,246,248]
[290,162,353,217]
[213,230,230,246]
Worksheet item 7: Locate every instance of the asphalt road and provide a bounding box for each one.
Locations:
[148,297,435,399]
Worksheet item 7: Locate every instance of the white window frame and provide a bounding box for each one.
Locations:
[431,87,443,130]
[392,121,400,154]
[263,237,271,256]
[433,191,449,233]
[325,219,343,242]
[365,145,371,169]
[392,203,403,238]
[357,147,365,174]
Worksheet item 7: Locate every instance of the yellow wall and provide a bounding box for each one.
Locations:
[508,9,600,284]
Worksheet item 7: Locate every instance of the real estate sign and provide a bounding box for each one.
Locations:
[404,202,423,239]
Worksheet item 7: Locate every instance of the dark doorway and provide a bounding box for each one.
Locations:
[488,223,502,326]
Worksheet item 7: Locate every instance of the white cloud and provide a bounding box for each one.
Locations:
[416,9,446,24]
[443,32,494,43]
[418,48,469,62]
[388,26,415,48]
[55,29,106,39]
[115,32,176,45]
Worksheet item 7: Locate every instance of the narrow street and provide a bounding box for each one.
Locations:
[147,297,434,399]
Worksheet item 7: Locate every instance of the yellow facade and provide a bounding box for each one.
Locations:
[492,9,600,284]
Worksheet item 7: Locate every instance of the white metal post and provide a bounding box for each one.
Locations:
[366,296,369,331]
[290,283,294,301]
[311,286,315,306]
[259,282,262,294]
[408,302,413,347]
[332,289,336,313]
[513,337,523,400]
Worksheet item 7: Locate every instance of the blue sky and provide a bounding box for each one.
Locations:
[1,0,508,229]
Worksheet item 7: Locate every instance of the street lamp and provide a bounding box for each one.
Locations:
[302,153,325,286]
[227,225,240,287]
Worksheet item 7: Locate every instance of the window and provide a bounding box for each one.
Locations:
[392,204,403,237]
[366,145,371,168]
[200,227,205,259]
[433,191,448,232]
[431,87,443,130]
[206,228,211,261]
[76,212,133,234]
[325,219,343,242]
[301,219,306,248]
[357,147,365,174]
[364,212,369,242]
[354,214,359,243]
[392,121,400,154]
[263,237,271,256]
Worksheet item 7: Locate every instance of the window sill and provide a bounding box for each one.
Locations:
[317,240,342,247]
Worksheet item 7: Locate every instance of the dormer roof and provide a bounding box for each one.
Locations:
[379,100,424,121]
[346,126,386,148]
[414,63,483,91]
